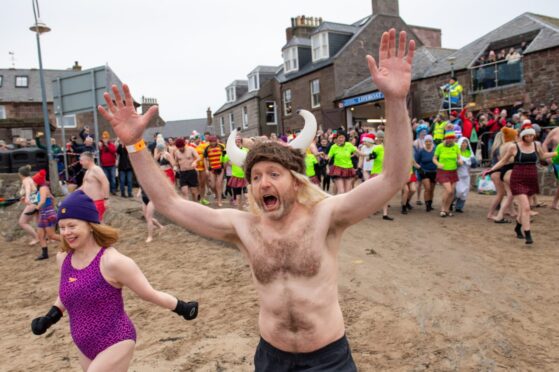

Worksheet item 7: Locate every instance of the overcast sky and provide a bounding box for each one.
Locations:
[1,0,558,121]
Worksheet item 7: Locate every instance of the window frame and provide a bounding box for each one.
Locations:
[56,114,77,128]
[310,79,321,108]
[15,75,29,88]
[311,32,329,62]
[283,47,299,73]
[248,73,260,92]
[283,89,292,116]
[229,112,235,132]
[265,101,277,125]
[0,105,6,120]
[226,87,236,103]
[242,106,249,129]
[219,117,225,136]
[0,75,3,87]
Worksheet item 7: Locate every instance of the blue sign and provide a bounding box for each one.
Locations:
[341,91,384,108]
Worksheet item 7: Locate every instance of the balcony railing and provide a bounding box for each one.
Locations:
[471,59,523,92]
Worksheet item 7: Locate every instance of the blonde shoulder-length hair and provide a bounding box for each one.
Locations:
[60,223,119,252]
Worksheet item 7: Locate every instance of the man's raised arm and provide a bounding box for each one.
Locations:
[98,85,239,242]
[330,29,415,227]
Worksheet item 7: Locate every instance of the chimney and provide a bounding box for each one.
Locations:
[72,61,82,71]
[141,96,158,114]
[206,107,213,126]
[285,15,323,42]
[372,0,399,16]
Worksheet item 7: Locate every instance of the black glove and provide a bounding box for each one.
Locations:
[369,152,377,160]
[173,299,198,321]
[31,306,63,335]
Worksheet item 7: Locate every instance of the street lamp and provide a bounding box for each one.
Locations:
[30,0,60,193]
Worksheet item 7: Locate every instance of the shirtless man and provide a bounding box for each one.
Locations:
[99,29,414,370]
[543,126,559,209]
[173,138,200,201]
[78,152,110,221]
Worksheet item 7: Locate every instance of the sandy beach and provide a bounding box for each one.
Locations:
[1,190,558,371]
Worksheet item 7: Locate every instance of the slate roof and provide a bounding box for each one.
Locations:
[340,46,455,99]
[340,12,559,100]
[282,37,312,50]
[214,90,259,115]
[0,68,78,102]
[249,65,280,75]
[312,21,359,35]
[143,118,208,140]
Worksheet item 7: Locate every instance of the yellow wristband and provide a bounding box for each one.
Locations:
[126,139,146,153]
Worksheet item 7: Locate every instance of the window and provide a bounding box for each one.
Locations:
[283,47,299,73]
[248,74,260,92]
[0,105,6,119]
[219,117,225,136]
[242,106,249,129]
[226,87,236,102]
[56,114,77,128]
[0,75,3,87]
[311,32,329,61]
[310,79,320,108]
[283,89,292,116]
[265,102,277,125]
[229,112,235,132]
[15,75,29,88]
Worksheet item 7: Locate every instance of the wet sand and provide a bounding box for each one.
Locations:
[0,190,558,371]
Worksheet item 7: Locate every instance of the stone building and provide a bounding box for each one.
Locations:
[213,66,280,138]
[340,12,559,123]
[0,64,79,144]
[212,0,441,135]
[0,63,164,147]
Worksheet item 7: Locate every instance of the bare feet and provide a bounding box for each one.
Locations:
[146,236,153,243]
[28,239,39,246]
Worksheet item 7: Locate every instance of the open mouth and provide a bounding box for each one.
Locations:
[262,195,279,210]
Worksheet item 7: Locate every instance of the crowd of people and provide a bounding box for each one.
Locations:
[8,28,558,372]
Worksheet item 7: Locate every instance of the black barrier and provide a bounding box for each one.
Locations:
[0,151,10,173]
[9,148,48,173]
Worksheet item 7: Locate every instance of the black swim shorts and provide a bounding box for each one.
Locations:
[179,169,199,188]
[254,335,357,372]
[211,168,223,176]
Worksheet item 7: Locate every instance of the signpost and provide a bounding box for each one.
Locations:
[53,64,125,165]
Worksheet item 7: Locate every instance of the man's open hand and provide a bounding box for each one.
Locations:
[366,29,415,100]
[98,84,158,146]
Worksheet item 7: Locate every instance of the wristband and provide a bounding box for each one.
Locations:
[126,139,146,154]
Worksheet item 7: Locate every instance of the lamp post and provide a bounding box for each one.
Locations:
[30,0,60,193]
[447,56,457,78]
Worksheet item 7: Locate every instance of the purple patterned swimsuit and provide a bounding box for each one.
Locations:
[59,248,136,360]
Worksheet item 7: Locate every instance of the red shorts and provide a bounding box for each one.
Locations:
[164,168,175,184]
[408,173,417,183]
[94,200,106,221]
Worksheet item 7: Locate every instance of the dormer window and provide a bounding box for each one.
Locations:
[248,73,260,92]
[15,75,29,88]
[226,86,236,102]
[283,47,299,73]
[311,32,329,62]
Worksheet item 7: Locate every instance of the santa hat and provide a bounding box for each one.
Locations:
[520,124,536,139]
[362,133,376,144]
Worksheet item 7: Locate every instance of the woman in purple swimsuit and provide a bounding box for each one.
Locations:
[31,190,198,371]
